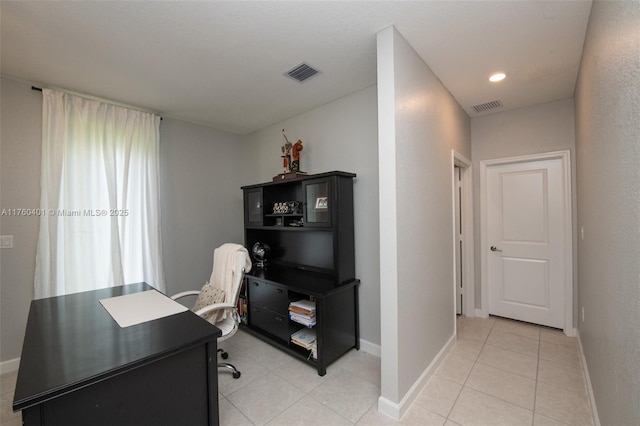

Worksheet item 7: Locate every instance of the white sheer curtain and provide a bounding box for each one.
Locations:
[35,89,165,298]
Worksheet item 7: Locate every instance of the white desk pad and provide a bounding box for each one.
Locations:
[100,289,189,328]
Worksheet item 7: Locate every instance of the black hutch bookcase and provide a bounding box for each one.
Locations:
[241,171,359,375]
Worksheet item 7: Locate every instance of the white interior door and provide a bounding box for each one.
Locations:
[487,157,567,328]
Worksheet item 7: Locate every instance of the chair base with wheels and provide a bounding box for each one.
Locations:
[213,309,242,379]
[218,347,240,379]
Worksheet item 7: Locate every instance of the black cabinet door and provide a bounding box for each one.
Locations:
[249,307,289,341]
[247,279,288,314]
[303,178,332,228]
[244,188,263,226]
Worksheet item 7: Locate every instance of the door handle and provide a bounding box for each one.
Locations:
[490,246,503,252]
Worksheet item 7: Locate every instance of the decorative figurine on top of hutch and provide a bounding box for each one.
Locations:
[275,129,307,181]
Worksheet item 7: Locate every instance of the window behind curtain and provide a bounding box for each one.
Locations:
[35,89,165,298]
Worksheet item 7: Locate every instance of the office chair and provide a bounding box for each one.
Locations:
[171,243,251,379]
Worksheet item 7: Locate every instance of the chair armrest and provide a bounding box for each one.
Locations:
[194,303,236,317]
[170,290,200,301]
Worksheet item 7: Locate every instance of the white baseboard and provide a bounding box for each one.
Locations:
[0,358,20,374]
[378,333,456,421]
[577,330,600,426]
[359,338,381,358]
[475,309,488,318]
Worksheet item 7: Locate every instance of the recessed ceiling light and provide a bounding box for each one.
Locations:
[489,72,507,83]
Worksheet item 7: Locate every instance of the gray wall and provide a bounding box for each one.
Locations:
[242,86,380,349]
[470,98,578,322]
[377,26,471,407]
[0,78,42,362]
[160,118,245,297]
[574,1,640,424]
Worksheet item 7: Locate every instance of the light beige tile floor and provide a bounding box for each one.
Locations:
[1,316,595,425]
[0,370,20,426]
[427,316,593,426]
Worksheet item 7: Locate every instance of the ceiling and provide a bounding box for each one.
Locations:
[0,1,592,135]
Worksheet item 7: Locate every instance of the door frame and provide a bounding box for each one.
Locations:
[451,150,475,318]
[480,150,574,334]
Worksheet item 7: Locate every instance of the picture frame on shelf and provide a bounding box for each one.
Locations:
[315,197,328,210]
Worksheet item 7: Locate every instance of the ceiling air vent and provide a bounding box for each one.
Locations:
[285,63,320,83]
[472,100,503,113]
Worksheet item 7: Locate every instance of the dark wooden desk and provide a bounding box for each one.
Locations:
[12,283,221,426]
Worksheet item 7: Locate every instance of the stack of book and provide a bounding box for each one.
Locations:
[289,299,316,327]
[290,328,317,360]
[236,297,248,324]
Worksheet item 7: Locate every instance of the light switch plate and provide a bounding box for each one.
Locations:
[0,235,14,248]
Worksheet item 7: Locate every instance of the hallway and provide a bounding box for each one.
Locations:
[414,315,595,425]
